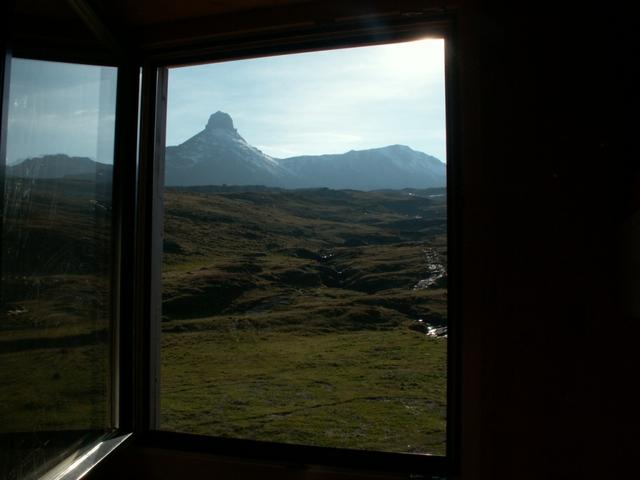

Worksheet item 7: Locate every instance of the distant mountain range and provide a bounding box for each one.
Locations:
[166,112,446,190]
[278,145,445,190]
[7,112,446,190]
[5,154,112,180]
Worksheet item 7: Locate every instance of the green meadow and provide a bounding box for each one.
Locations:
[0,179,447,455]
[161,186,448,454]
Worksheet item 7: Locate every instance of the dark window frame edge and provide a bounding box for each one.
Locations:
[112,58,143,432]
[135,62,168,433]
[142,15,452,68]
[444,22,461,478]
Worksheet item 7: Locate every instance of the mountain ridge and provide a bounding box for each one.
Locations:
[165,112,288,187]
[5,154,112,180]
[8,112,447,190]
[279,144,445,190]
[165,111,446,190]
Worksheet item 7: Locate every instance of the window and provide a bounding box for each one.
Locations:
[0,58,117,480]
[1,9,457,478]
[158,38,450,458]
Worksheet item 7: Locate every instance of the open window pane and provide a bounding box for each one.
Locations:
[0,59,117,479]
[160,39,447,455]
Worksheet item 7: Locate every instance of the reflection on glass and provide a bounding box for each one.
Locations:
[160,39,448,454]
[0,59,117,480]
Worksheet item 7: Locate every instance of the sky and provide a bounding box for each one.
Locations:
[6,59,117,165]
[4,38,446,165]
[167,38,447,161]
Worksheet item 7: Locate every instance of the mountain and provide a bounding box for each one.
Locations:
[6,154,112,180]
[165,112,291,187]
[279,145,445,190]
[7,113,446,190]
[165,111,446,190]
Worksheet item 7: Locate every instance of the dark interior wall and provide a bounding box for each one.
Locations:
[458,3,639,479]
[82,1,639,479]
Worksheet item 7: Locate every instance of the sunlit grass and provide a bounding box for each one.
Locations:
[161,329,446,454]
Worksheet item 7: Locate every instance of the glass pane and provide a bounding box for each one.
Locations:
[160,39,447,455]
[0,58,117,479]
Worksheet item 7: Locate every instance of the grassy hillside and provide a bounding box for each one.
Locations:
[0,177,448,456]
[0,177,112,437]
[161,186,448,454]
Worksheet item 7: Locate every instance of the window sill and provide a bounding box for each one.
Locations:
[40,433,132,480]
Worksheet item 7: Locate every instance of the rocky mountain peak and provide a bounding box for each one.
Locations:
[166,110,445,189]
[205,111,235,132]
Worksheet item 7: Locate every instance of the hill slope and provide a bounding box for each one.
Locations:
[280,144,445,190]
[6,154,112,180]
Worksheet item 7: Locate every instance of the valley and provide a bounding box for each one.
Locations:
[2,123,448,454]
[161,185,448,454]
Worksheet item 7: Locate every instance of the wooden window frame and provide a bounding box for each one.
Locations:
[0,6,461,479]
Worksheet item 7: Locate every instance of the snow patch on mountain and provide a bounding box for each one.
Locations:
[164,112,446,189]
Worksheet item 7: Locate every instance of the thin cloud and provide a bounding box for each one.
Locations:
[6,59,117,164]
[167,39,447,161]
